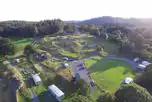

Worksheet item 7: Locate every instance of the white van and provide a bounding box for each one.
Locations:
[48,84,64,101]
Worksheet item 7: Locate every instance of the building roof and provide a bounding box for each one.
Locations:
[48,84,64,97]
[124,77,133,84]
[32,74,41,83]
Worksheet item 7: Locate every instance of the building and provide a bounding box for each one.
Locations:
[48,84,64,101]
[32,73,42,85]
[124,77,133,84]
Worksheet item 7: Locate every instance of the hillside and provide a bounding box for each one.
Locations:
[74,16,152,28]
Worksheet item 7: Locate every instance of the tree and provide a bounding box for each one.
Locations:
[0,37,15,55]
[135,65,152,94]
[64,24,76,33]
[76,79,90,96]
[97,91,115,102]
[115,83,152,102]
[96,45,103,52]
[24,44,36,56]
[63,94,92,102]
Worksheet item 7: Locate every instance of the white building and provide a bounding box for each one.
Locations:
[124,77,133,84]
[32,73,42,85]
[48,84,64,101]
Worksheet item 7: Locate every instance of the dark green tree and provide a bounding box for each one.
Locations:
[63,94,92,102]
[135,65,152,94]
[0,37,15,55]
[115,83,152,102]
[24,44,36,56]
[97,91,115,102]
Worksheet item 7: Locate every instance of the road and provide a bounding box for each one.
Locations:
[31,88,40,102]
[103,55,138,71]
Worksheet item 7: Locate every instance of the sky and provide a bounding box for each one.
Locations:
[0,0,152,21]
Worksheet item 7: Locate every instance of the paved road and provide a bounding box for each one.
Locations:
[103,55,138,71]
[79,54,138,71]
[31,88,40,102]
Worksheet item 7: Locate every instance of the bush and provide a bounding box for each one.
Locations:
[115,83,152,102]
[99,51,108,57]
[97,91,115,102]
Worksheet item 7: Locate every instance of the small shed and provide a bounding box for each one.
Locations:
[48,84,64,101]
[124,77,133,84]
[138,64,146,70]
[142,61,151,66]
[32,73,42,85]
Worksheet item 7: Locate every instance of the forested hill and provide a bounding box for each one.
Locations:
[0,17,152,37]
[75,16,152,28]
[0,19,64,37]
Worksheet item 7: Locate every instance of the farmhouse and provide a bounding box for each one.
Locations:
[48,84,64,101]
[32,73,42,85]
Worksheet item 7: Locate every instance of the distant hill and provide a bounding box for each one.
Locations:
[68,16,152,28]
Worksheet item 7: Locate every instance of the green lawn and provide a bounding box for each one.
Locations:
[60,50,79,59]
[17,92,31,102]
[34,85,47,102]
[85,58,135,93]
[83,36,119,54]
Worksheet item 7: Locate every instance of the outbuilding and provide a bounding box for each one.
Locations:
[32,73,42,85]
[48,84,64,101]
[124,77,133,84]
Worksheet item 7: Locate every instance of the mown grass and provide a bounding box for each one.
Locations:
[85,58,135,93]
[60,50,79,59]
[17,92,31,102]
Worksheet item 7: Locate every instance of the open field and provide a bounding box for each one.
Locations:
[3,34,130,102]
[85,58,135,93]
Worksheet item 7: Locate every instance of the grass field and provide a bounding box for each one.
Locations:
[85,58,135,93]
[83,36,119,54]
[60,50,79,59]
[17,92,31,102]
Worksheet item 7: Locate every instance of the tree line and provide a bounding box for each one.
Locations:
[0,19,64,37]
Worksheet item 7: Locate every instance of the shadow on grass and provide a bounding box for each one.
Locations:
[88,58,133,75]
